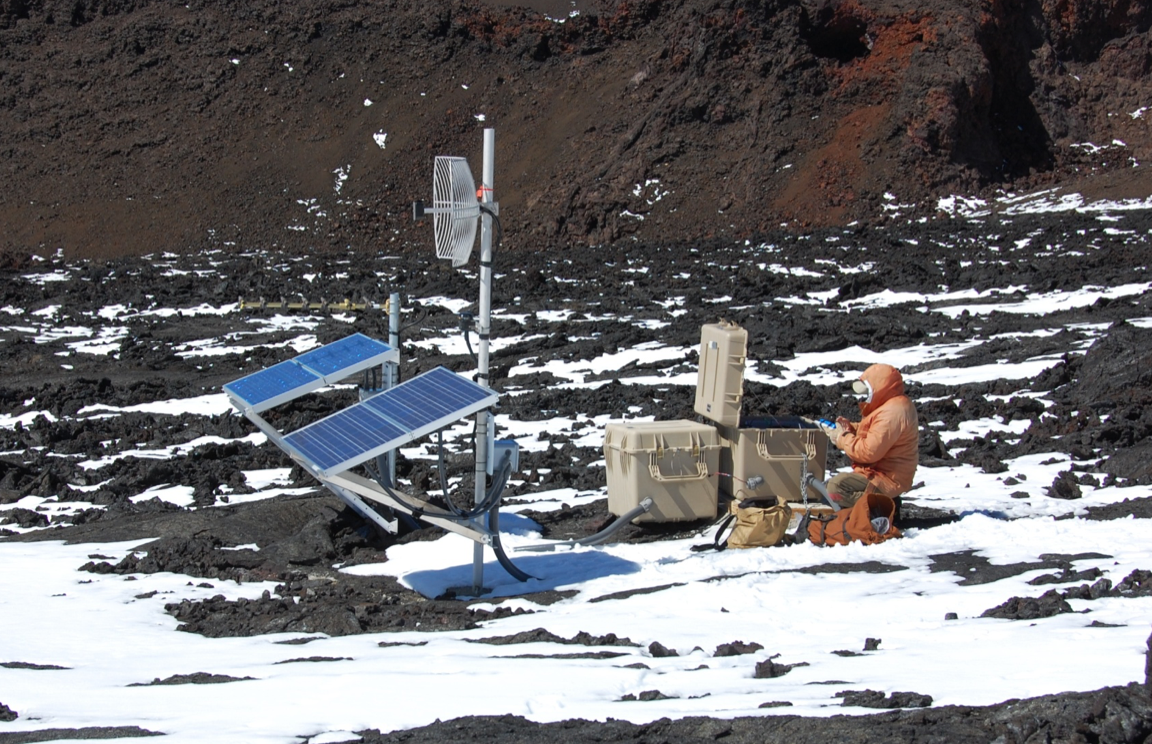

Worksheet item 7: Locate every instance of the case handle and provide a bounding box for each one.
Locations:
[756,430,817,461]
[648,452,709,482]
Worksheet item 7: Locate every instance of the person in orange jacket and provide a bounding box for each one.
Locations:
[818,363,919,509]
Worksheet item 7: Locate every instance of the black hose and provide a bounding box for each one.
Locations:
[491,530,533,581]
[438,429,464,515]
[399,306,429,333]
[463,328,478,365]
[433,436,512,520]
[805,474,839,512]
[367,459,421,531]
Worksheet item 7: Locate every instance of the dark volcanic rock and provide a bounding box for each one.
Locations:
[1146,628,1151,688]
[512,651,630,660]
[128,673,254,686]
[1085,497,1152,521]
[1029,566,1104,585]
[981,591,1075,620]
[714,641,764,657]
[1105,441,1152,483]
[588,583,687,603]
[837,689,934,709]
[1047,471,1084,500]
[0,508,48,529]
[0,726,163,742]
[1115,570,1152,597]
[984,570,1152,620]
[165,577,530,638]
[754,657,808,679]
[0,662,69,670]
[473,629,637,647]
[1066,323,1152,410]
[352,684,1152,743]
[0,701,16,721]
[4,0,1152,256]
[620,690,676,702]
[75,499,390,583]
[928,550,1106,586]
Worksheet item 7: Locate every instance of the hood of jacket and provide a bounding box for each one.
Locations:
[858,363,905,417]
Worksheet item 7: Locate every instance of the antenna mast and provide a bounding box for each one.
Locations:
[471,128,496,594]
[411,128,516,595]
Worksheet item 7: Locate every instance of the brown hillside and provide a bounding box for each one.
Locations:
[2,0,1151,258]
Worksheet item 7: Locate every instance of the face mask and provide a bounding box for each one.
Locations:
[852,379,873,404]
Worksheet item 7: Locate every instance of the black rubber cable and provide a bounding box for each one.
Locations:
[478,205,503,248]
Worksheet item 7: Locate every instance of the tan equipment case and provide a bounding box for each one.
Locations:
[694,321,747,427]
[718,416,827,507]
[604,420,722,522]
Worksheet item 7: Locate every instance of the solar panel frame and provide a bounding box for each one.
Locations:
[283,366,497,477]
[361,367,489,430]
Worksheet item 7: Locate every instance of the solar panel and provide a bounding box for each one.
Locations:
[296,333,396,378]
[284,366,497,477]
[283,405,408,475]
[224,360,321,413]
[224,333,398,414]
[361,367,489,430]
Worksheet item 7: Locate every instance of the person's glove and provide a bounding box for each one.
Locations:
[818,420,839,445]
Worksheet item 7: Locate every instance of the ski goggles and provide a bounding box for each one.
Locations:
[851,379,873,404]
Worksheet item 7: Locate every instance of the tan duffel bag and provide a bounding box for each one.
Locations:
[694,499,793,551]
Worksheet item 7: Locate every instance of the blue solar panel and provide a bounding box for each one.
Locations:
[224,360,320,412]
[224,333,398,414]
[296,333,395,378]
[284,405,408,475]
[362,367,491,430]
[283,366,497,476]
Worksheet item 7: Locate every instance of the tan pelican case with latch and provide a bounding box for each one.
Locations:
[718,416,828,507]
[694,321,747,427]
[604,420,722,523]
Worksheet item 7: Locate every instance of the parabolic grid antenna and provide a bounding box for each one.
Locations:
[433,156,481,267]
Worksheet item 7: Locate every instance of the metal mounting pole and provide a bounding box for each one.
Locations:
[387,291,400,487]
[471,128,496,595]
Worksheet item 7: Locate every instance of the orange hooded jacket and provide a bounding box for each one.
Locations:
[836,364,919,497]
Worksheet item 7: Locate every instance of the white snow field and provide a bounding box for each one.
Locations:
[3,200,1152,743]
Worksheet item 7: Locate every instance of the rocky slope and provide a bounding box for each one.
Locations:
[2,0,1152,258]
